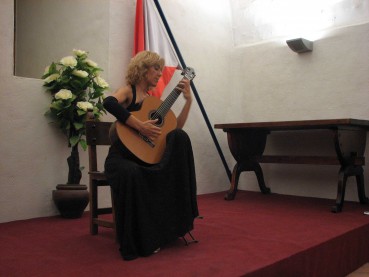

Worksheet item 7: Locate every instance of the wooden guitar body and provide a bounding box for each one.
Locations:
[116,96,177,164]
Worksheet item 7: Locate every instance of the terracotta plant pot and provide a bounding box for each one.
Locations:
[52,184,89,219]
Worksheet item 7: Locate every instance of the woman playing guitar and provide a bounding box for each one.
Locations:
[103,51,199,261]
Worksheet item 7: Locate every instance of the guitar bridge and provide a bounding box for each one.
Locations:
[138,133,155,148]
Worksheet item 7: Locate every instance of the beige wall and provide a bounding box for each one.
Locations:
[14,0,109,79]
[1,0,369,223]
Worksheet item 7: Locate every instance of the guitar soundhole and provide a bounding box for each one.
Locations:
[149,110,164,127]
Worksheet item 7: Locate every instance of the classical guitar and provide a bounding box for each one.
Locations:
[116,67,196,164]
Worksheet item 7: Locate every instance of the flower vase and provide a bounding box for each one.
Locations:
[52,184,89,219]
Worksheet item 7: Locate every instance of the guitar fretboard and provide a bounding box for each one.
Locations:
[152,87,182,119]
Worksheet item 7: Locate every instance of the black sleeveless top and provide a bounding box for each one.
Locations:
[126,85,144,112]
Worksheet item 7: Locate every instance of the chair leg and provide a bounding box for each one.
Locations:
[90,182,98,235]
[110,187,118,242]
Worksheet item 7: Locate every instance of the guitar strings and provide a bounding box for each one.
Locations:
[150,87,182,120]
[150,72,193,121]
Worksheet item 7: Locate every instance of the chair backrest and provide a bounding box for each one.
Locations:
[85,120,113,172]
[85,117,116,235]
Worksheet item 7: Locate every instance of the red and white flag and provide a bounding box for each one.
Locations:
[133,0,180,98]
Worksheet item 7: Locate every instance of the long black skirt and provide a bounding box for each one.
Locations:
[104,129,199,260]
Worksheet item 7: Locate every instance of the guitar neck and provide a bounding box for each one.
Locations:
[155,78,188,118]
[151,67,195,120]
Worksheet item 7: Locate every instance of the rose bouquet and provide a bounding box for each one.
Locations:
[42,49,109,184]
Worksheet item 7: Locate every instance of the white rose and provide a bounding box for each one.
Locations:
[85,59,98,68]
[60,56,77,67]
[95,76,109,88]
[44,73,59,83]
[72,70,89,78]
[73,49,87,56]
[55,89,73,100]
[77,101,93,111]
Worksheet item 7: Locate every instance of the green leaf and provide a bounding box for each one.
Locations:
[70,79,83,90]
[96,102,104,110]
[60,120,71,130]
[92,68,102,74]
[69,136,79,147]
[73,122,84,130]
[79,139,87,151]
[77,109,86,116]
[50,62,57,72]
[50,100,63,111]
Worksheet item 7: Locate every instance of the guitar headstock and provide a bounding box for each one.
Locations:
[181,67,196,81]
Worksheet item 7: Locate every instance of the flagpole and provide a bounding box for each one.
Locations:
[153,0,232,181]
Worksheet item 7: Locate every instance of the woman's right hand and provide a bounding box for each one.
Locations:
[138,119,161,141]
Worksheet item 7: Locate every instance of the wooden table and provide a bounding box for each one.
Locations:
[214,119,369,212]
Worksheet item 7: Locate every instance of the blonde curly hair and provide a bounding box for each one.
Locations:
[125,51,165,86]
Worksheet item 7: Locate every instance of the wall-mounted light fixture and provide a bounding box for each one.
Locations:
[286,38,313,53]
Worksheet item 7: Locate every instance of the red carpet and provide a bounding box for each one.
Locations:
[1,191,369,276]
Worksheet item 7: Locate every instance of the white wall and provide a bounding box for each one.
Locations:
[1,0,369,223]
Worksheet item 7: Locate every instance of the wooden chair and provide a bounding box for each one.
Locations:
[85,117,115,235]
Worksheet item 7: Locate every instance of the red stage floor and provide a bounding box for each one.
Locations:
[1,190,369,276]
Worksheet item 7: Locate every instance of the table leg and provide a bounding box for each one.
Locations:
[225,163,242,200]
[332,166,349,213]
[332,129,369,212]
[332,165,368,212]
[356,172,369,204]
[225,161,271,200]
[225,130,270,200]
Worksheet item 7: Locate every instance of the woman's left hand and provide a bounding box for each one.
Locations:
[176,79,192,102]
[175,79,193,129]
